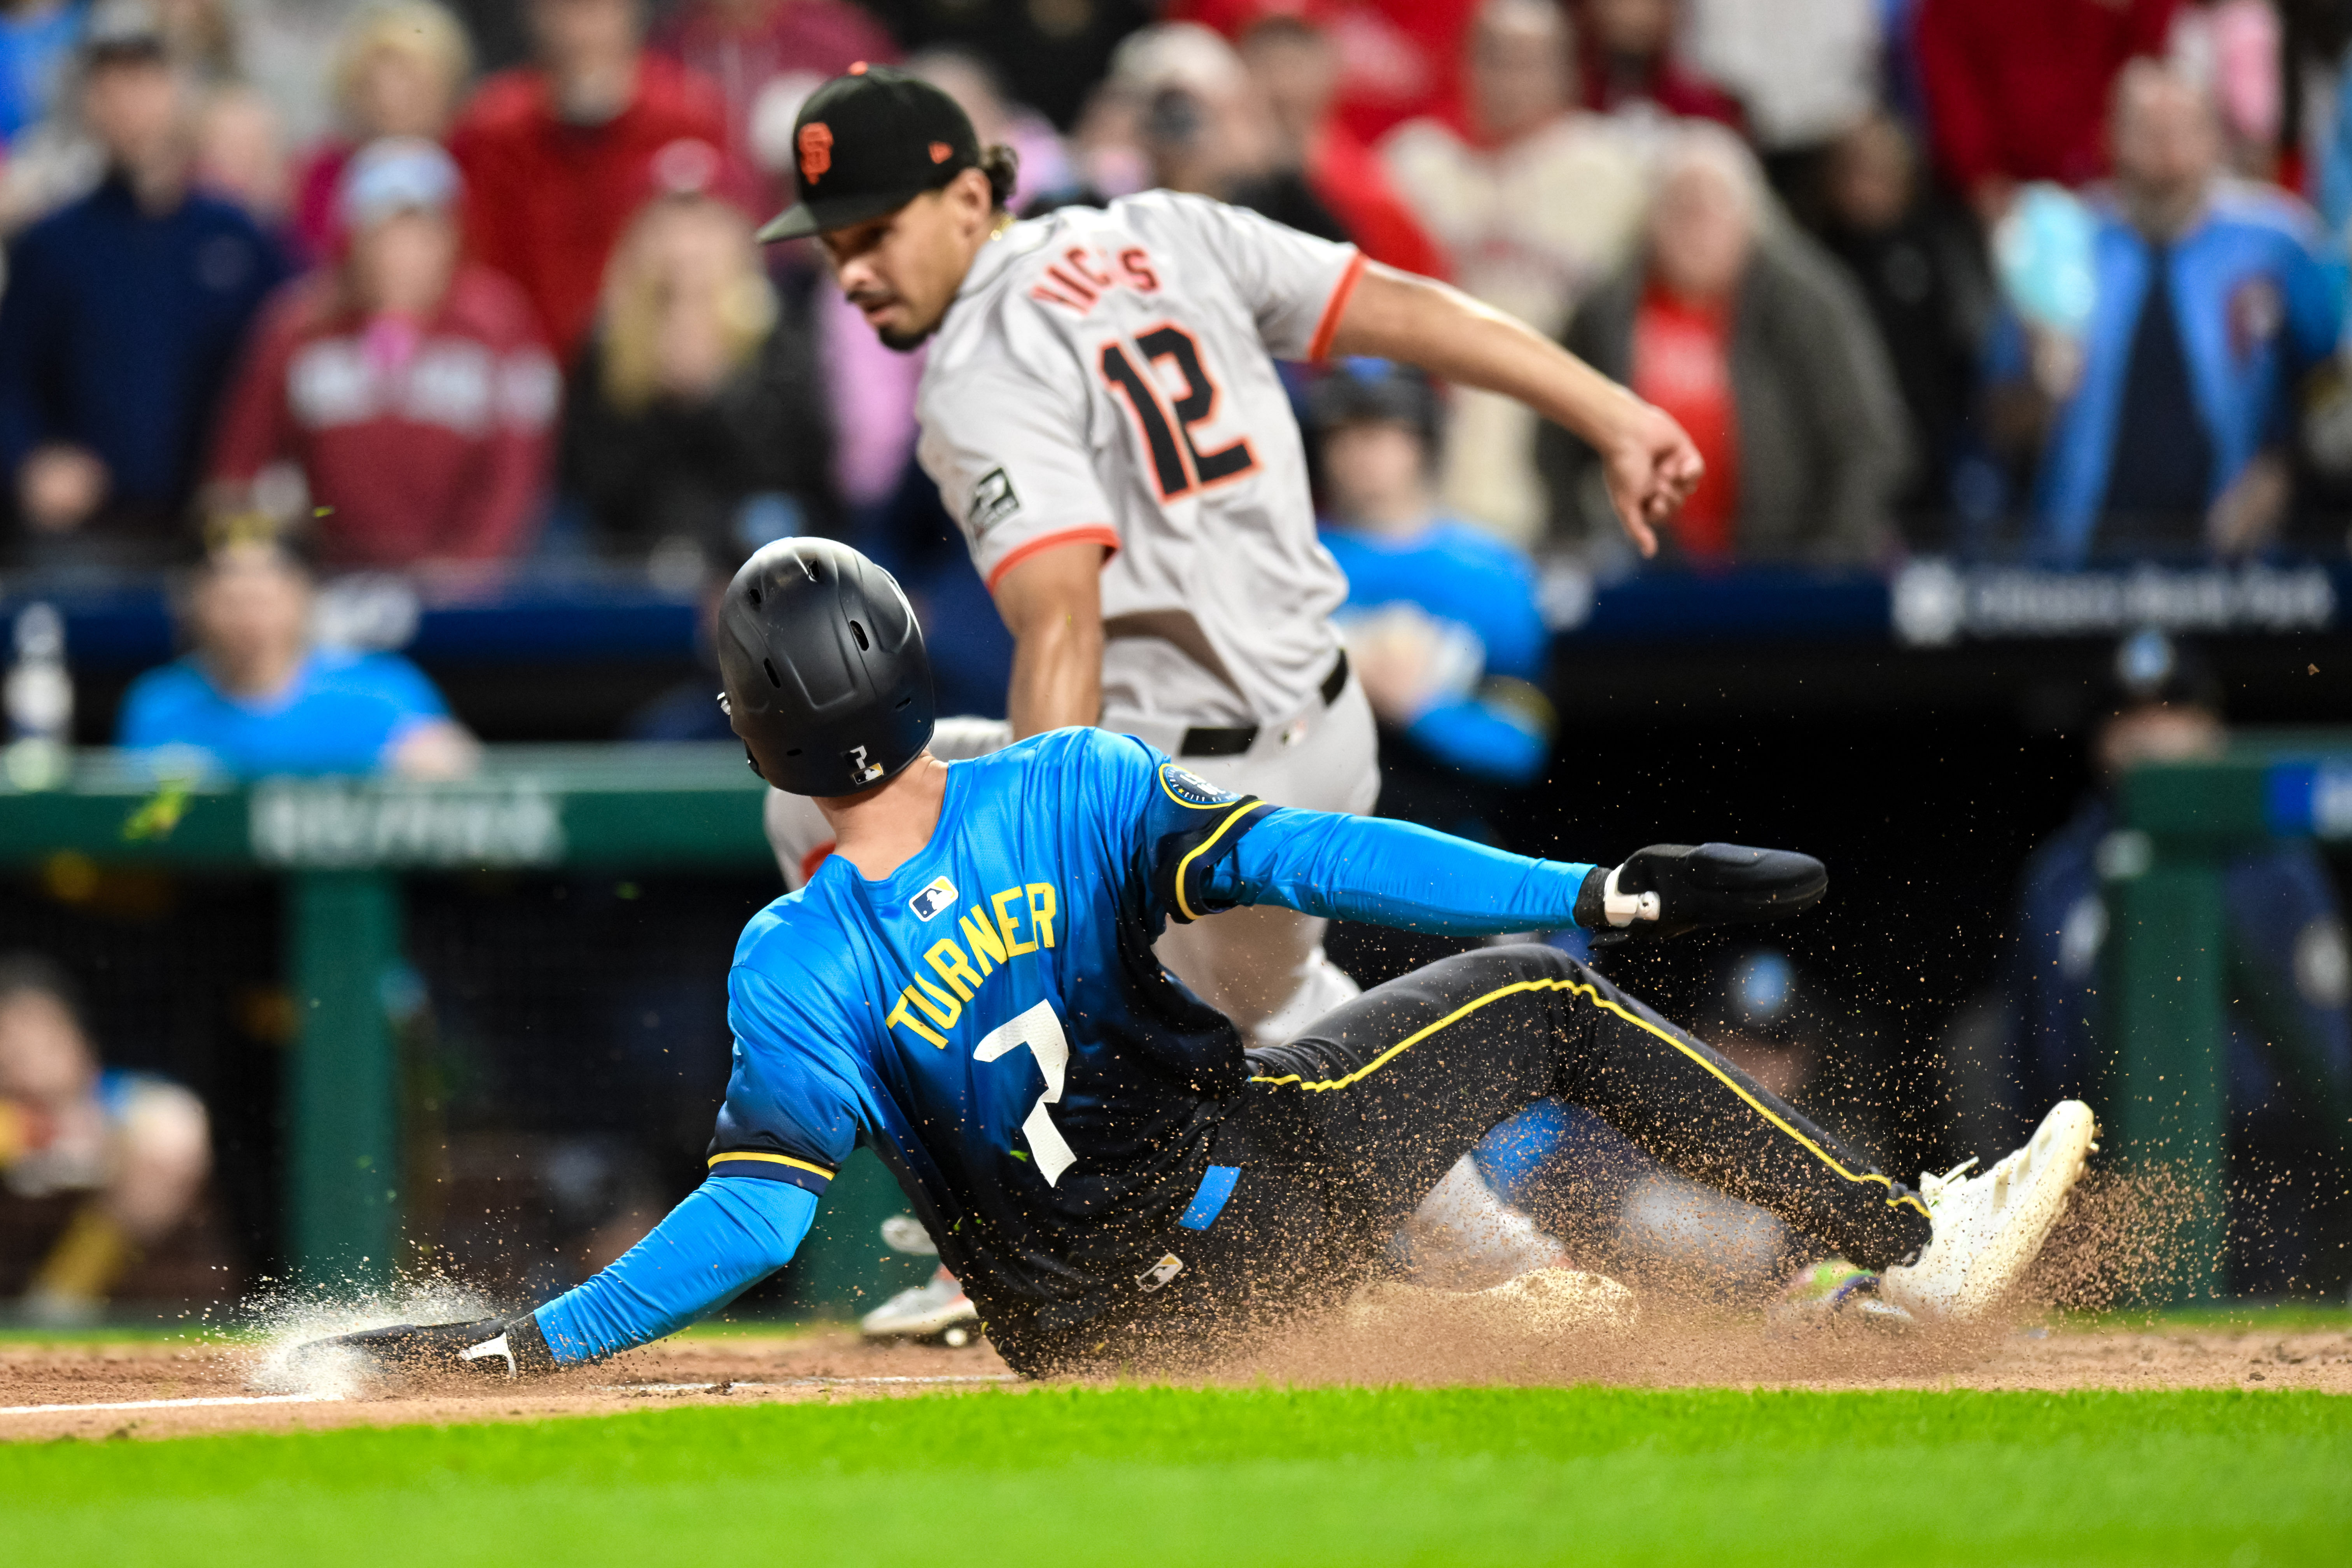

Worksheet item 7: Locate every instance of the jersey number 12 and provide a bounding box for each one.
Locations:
[1101,326,1259,501]
[973,999,1078,1186]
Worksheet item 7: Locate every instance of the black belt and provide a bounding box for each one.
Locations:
[1180,651,1349,759]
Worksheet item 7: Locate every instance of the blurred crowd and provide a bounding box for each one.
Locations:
[9,0,2352,1312]
[6,0,2352,602]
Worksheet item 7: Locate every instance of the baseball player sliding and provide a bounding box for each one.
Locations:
[303,539,2095,1382]
[757,66,1697,1334]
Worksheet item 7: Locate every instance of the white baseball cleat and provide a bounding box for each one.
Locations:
[859,1267,982,1346]
[1880,1100,2097,1322]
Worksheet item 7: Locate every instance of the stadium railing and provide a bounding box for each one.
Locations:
[0,744,926,1314]
[2113,733,2352,1301]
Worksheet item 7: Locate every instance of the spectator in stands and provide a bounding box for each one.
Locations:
[1107,22,1346,242]
[0,3,289,569]
[1915,0,2179,226]
[117,536,478,777]
[1382,0,1649,543]
[861,0,1152,132]
[906,48,1072,213]
[1170,0,1478,146]
[1966,631,2349,1295]
[1680,0,1881,201]
[559,191,830,566]
[191,81,290,233]
[448,0,738,358]
[0,954,211,1324]
[0,0,90,142]
[1541,124,1908,565]
[1236,14,1445,278]
[206,138,557,568]
[1313,359,1553,844]
[1994,61,2343,564]
[649,0,892,194]
[1676,0,1880,227]
[1575,0,1742,133]
[1819,110,1990,544]
[288,2,471,264]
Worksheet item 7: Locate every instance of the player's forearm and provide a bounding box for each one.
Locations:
[1328,264,1654,453]
[531,1176,815,1365]
[1005,616,1102,737]
[1215,807,1598,934]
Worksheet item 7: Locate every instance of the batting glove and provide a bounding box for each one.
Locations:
[1575,842,1827,942]
[295,1311,556,1379]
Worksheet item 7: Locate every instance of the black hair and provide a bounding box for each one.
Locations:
[981,143,1020,211]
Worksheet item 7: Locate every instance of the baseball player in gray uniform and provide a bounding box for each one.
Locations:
[758,65,1699,1021]
[755,65,1702,1335]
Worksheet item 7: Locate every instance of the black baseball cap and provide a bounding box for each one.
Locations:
[756,65,981,243]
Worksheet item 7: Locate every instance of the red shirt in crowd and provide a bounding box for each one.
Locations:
[448,55,742,357]
[1629,283,1738,562]
[1916,0,2179,196]
[208,266,559,566]
[651,0,896,186]
[1308,122,1446,279]
[1171,0,1480,144]
[1578,46,1745,133]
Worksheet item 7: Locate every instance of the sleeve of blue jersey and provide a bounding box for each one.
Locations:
[531,1176,816,1364]
[1210,806,1597,934]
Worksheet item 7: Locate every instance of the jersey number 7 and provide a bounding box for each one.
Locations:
[973,999,1078,1186]
[1100,326,1259,501]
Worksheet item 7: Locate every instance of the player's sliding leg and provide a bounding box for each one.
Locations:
[1236,943,2089,1316]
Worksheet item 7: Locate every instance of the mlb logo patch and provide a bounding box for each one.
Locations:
[908,875,958,921]
[1136,1253,1185,1293]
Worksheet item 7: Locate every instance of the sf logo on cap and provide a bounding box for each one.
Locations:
[798,122,833,183]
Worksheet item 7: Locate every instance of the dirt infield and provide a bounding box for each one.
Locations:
[2,1316,2345,1442]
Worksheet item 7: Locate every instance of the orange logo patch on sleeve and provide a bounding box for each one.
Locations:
[798,122,834,183]
[929,141,952,163]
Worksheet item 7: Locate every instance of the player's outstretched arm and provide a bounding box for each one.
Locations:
[1326,263,1702,557]
[1197,808,1822,942]
[292,1176,817,1379]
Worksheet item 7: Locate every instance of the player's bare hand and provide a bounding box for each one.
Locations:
[1598,403,1703,558]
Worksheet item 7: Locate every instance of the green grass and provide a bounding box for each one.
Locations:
[4,1386,2347,1566]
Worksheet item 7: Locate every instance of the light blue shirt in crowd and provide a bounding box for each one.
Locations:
[116,648,452,777]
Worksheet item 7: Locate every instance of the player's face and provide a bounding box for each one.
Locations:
[819,171,993,352]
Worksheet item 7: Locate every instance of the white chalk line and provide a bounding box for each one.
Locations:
[0,1373,1017,1418]
[0,1393,335,1416]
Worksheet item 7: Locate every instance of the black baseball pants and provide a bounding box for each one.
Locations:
[992,944,1933,1376]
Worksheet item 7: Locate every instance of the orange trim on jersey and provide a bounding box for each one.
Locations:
[984,525,1122,592]
[1307,250,1368,364]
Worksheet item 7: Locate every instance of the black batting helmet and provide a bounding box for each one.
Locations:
[717,539,936,796]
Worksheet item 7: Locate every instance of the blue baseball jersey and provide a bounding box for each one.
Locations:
[714,726,1279,1325]
[532,724,1599,1363]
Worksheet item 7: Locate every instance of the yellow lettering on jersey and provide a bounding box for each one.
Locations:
[994,887,1038,955]
[928,939,985,1003]
[885,986,949,1049]
[1027,884,1058,948]
[908,974,961,1032]
[961,908,1008,971]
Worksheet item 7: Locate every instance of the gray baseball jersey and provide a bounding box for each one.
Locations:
[915,191,1362,727]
